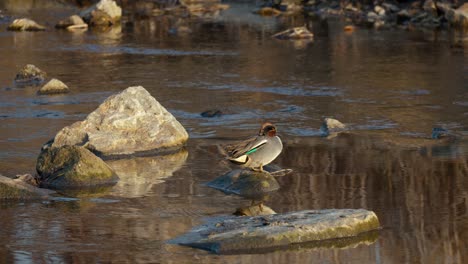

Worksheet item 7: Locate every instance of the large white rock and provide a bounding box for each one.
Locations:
[50,86,188,156]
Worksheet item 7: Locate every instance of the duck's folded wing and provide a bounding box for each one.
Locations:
[224,137,268,159]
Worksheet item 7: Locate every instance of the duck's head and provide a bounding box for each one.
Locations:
[259,122,277,137]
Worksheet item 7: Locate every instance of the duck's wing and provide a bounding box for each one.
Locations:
[223,136,268,159]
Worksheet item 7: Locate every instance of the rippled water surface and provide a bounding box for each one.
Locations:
[0,1,467,263]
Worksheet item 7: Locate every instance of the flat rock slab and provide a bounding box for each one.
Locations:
[0,175,54,200]
[170,209,380,254]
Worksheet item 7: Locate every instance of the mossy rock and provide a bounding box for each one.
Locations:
[169,209,380,254]
[36,145,118,189]
[206,169,280,199]
[0,175,53,200]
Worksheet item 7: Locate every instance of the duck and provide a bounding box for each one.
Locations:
[220,122,283,172]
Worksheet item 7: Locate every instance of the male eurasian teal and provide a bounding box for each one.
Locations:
[221,122,283,172]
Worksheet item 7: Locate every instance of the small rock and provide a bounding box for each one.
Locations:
[423,0,437,16]
[38,78,70,95]
[374,5,386,16]
[320,117,346,138]
[36,145,119,189]
[56,15,87,29]
[7,18,46,31]
[14,64,47,86]
[255,7,282,16]
[234,204,276,216]
[344,25,356,32]
[272,26,314,40]
[382,3,400,13]
[344,3,359,12]
[367,11,379,21]
[49,86,189,156]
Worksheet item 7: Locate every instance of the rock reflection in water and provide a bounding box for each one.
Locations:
[107,149,188,197]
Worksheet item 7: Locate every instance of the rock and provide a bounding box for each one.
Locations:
[36,145,118,189]
[7,18,46,31]
[397,9,412,24]
[234,204,276,216]
[255,7,282,16]
[272,26,314,40]
[14,64,47,86]
[201,109,222,117]
[382,3,400,13]
[0,174,54,200]
[108,149,188,198]
[344,25,356,32]
[49,86,188,156]
[38,78,70,95]
[423,0,437,16]
[80,0,122,25]
[15,174,39,186]
[89,9,113,27]
[169,209,380,254]
[206,169,280,199]
[320,117,346,138]
[443,3,468,29]
[55,15,88,30]
[374,5,385,16]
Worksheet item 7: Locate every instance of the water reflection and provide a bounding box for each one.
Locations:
[108,149,188,198]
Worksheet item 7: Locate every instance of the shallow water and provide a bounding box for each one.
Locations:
[0,1,467,263]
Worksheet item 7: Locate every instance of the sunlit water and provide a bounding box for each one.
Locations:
[0,1,467,263]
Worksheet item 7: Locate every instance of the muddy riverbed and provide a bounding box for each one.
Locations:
[0,1,467,263]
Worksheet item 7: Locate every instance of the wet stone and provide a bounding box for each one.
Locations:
[206,169,280,199]
[0,174,54,200]
[56,15,88,30]
[169,209,380,254]
[8,18,46,31]
[14,64,47,87]
[36,145,119,189]
[38,78,70,95]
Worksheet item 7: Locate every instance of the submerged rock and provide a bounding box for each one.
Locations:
[201,109,222,117]
[272,26,314,40]
[206,169,280,199]
[7,18,46,31]
[56,15,88,30]
[38,78,70,95]
[49,86,188,156]
[14,64,47,86]
[0,174,54,200]
[36,145,118,189]
[80,0,122,25]
[170,208,380,254]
